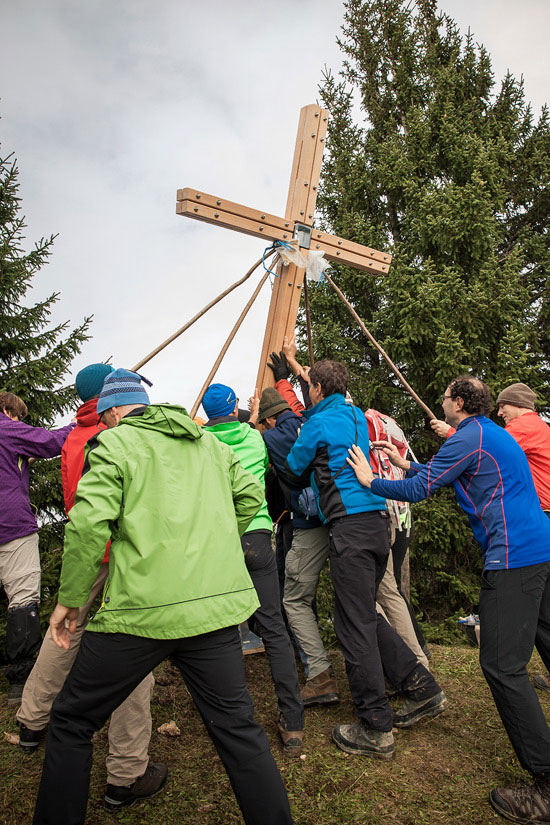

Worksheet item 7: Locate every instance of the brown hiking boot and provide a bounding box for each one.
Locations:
[301,668,339,707]
[533,673,550,692]
[277,717,304,758]
[490,775,550,823]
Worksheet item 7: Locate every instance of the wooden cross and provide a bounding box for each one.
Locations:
[176,104,392,391]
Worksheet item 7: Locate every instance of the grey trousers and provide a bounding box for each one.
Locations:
[283,526,331,680]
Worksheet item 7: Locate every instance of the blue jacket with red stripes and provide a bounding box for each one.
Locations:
[371,415,550,570]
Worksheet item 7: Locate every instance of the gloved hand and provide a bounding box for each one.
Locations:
[267,351,290,381]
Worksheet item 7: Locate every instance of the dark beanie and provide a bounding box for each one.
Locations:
[75,363,115,402]
[496,383,537,411]
[259,388,290,422]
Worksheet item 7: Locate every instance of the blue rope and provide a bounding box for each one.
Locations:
[262,240,295,279]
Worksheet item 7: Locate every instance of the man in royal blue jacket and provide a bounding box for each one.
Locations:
[285,360,446,761]
[348,375,550,823]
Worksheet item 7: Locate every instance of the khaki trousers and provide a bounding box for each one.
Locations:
[0,533,41,607]
[376,550,429,670]
[283,526,331,680]
[17,564,154,785]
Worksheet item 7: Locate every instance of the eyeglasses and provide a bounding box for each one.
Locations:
[440,394,452,403]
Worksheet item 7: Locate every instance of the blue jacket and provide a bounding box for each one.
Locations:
[371,415,550,570]
[286,394,386,524]
[263,410,321,529]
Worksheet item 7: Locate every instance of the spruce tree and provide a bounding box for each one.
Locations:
[304,0,550,623]
[0,146,91,651]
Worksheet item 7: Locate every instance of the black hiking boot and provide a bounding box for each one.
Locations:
[18,722,47,753]
[393,690,448,728]
[332,721,394,760]
[104,763,168,811]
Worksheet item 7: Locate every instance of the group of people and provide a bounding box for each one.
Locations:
[1,346,550,825]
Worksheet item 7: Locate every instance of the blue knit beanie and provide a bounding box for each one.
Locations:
[96,369,152,414]
[75,363,115,402]
[202,383,237,419]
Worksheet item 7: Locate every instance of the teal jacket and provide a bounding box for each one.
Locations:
[204,418,272,533]
[59,405,263,638]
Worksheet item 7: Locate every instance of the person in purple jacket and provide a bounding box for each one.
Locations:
[347,375,550,824]
[0,392,74,706]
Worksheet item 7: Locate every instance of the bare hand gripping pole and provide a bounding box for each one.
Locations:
[324,272,436,421]
[132,248,277,373]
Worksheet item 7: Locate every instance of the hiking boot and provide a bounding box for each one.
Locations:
[7,682,24,707]
[277,717,304,758]
[332,722,394,760]
[533,673,550,692]
[19,722,47,754]
[104,763,168,811]
[489,774,550,823]
[393,690,448,728]
[301,668,339,707]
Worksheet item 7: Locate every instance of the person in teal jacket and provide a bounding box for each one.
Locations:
[33,370,294,825]
[202,383,304,757]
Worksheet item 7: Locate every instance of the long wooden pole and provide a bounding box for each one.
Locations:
[132,249,276,372]
[190,268,272,418]
[324,273,436,420]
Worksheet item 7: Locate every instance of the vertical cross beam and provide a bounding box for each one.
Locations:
[255,104,329,391]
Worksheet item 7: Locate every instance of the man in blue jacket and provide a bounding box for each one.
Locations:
[348,375,550,822]
[285,360,446,760]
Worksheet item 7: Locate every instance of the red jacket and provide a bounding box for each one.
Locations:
[61,398,110,562]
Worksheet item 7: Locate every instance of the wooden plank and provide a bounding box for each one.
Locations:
[177,188,292,234]
[285,105,326,223]
[305,108,329,220]
[312,241,391,275]
[255,263,304,391]
[284,107,309,220]
[176,200,294,245]
[256,260,285,390]
[310,228,392,266]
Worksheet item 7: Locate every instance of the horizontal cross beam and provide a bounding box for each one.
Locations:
[176,188,391,275]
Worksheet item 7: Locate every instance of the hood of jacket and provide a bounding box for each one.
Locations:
[118,404,203,441]
[205,419,251,447]
[75,397,102,428]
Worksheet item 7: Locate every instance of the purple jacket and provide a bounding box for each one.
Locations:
[0,412,74,545]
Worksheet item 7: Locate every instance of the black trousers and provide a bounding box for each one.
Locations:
[329,512,440,731]
[391,529,427,649]
[479,561,550,776]
[242,531,304,730]
[33,626,293,825]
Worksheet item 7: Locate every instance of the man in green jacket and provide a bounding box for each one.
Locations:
[33,369,294,825]
[202,383,304,756]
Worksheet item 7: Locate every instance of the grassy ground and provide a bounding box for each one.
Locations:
[1,643,549,825]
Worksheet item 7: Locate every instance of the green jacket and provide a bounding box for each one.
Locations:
[59,405,262,639]
[205,419,272,533]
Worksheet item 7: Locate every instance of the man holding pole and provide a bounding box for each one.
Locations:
[285,359,447,761]
[348,375,550,823]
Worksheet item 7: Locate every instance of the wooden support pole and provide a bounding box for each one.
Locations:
[132,249,276,373]
[324,273,436,421]
[190,268,272,419]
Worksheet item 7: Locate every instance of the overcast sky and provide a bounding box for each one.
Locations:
[1,0,548,415]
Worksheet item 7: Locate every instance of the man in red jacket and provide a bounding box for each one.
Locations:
[17,363,166,812]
